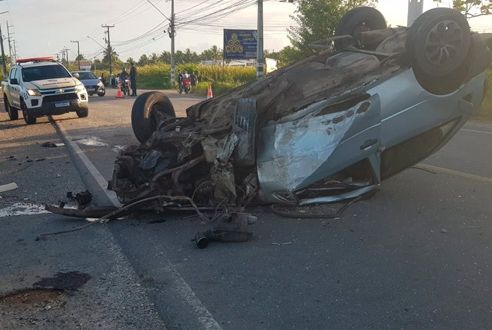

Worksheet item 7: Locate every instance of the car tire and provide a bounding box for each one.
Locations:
[21,100,36,125]
[406,8,471,95]
[76,107,89,118]
[89,92,94,96]
[131,91,176,144]
[334,7,387,50]
[4,95,18,120]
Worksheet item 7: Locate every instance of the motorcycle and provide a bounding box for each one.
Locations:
[179,77,191,94]
[119,77,131,96]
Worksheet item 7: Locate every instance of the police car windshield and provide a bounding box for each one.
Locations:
[22,65,72,82]
[76,71,97,80]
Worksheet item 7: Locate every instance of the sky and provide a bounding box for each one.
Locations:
[2,0,491,62]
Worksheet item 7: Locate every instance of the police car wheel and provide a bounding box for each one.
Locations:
[21,99,36,125]
[76,108,89,118]
[4,97,18,120]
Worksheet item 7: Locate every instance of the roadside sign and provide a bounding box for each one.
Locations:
[79,60,91,71]
[223,29,257,60]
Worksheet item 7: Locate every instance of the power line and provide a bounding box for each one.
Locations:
[175,0,215,15]
[146,0,170,21]
[112,21,167,47]
[175,0,257,27]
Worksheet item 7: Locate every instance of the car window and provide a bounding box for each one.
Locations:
[76,71,97,80]
[22,65,72,82]
[15,68,22,82]
[9,68,16,80]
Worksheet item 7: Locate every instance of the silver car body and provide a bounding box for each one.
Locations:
[257,67,486,204]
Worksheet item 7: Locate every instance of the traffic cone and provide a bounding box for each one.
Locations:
[116,88,124,98]
[207,83,213,99]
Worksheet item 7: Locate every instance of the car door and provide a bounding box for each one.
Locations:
[8,68,20,108]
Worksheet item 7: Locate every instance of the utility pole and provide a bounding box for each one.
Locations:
[147,0,174,86]
[102,24,115,77]
[256,0,264,79]
[12,39,16,60]
[407,0,424,26]
[169,0,176,86]
[0,23,7,76]
[6,21,13,63]
[61,47,70,65]
[71,40,80,70]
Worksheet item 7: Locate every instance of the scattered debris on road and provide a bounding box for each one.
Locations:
[193,212,256,249]
[41,142,64,148]
[0,182,18,193]
[73,136,108,147]
[0,202,50,218]
[112,145,126,153]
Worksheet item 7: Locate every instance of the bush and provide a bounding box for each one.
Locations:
[194,81,242,97]
[195,65,256,85]
[108,63,257,92]
[138,64,172,89]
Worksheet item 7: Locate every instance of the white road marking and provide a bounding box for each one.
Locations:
[461,128,492,135]
[415,163,492,185]
[50,117,223,330]
[49,118,120,207]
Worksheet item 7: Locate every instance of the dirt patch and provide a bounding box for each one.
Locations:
[33,271,91,291]
[0,288,64,306]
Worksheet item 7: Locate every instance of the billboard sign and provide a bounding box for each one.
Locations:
[79,60,92,71]
[223,29,257,60]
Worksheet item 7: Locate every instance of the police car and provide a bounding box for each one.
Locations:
[2,57,89,124]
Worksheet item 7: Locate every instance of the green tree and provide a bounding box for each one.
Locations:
[199,45,223,61]
[434,0,492,18]
[149,53,159,64]
[265,46,301,67]
[102,46,121,66]
[159,51,171,64]
[138,54,150,66]
[288,0,377,60]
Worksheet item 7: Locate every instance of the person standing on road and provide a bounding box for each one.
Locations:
[190,71,198,87]
[177,71,184,93]
[130,62,137,97]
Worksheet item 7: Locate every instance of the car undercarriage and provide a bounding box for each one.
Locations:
[48,7,490,223]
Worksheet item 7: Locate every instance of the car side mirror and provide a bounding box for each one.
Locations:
[10,78,18,85]
[73,73,80,79]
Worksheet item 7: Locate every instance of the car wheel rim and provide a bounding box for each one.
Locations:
[425,20,463,67]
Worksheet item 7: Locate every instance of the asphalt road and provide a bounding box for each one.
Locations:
[1,89,492,329]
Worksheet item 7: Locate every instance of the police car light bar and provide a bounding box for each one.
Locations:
[16,56,56,64]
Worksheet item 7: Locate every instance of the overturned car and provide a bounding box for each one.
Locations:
[110,8,489,213]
